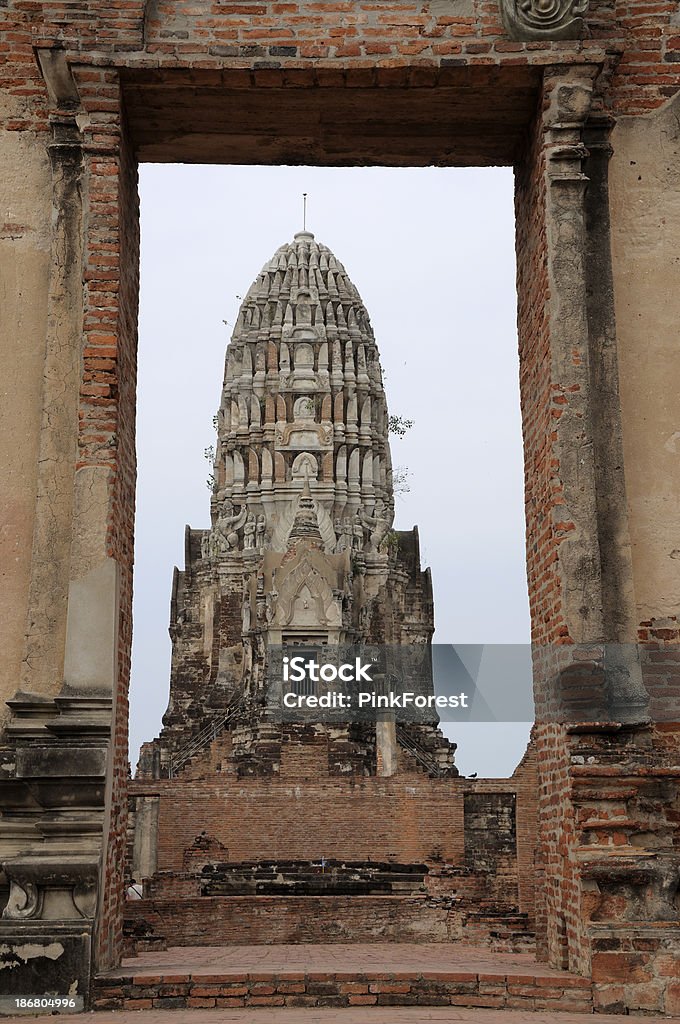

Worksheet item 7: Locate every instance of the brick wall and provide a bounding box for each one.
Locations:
[512,738,538,918]
[515,96,559,650]
[130,736,536,877]
[125,894,452,946]
[143,771,466,869]
[84,97,140,970]
[609,0,680,112]
[3,0,680,142]
[129,740,538,938]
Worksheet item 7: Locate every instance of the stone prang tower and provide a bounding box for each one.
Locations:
[141,231,456,779]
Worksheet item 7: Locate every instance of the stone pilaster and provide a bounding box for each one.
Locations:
[530,67,679,1009]
[19,66,84,701]
[540,67,646,712]
[0,51,124,1005]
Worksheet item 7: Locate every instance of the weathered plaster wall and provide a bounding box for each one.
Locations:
[610,92,680,633]
[0,97,51,725]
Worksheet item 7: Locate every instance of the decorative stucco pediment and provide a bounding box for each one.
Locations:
[271,551,343,628]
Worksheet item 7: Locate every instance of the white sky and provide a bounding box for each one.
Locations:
[131,164,532,777]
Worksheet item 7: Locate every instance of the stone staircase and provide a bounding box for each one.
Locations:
[457,909,536,953]
[396,723,456,777]
[167,697,244,778]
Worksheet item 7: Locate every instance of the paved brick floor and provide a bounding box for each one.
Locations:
[103,943,575,980]
[1,1007,674,1023]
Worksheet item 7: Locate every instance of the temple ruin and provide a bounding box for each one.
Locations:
[122,233,538,956]
[138,230,456,781]
[1,0,679,1013]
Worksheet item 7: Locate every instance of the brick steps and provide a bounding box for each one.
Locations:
[93,964,592,1013]
[461,912,536,954]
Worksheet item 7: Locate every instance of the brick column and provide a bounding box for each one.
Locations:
[517,67,678,1010]
[72,65,140,972]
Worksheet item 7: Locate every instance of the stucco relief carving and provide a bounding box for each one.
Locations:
[334,516,352,553]
[215,502,247,551]
[268,492,335,553]
[499,0,588,40]
[359,500,394,554]
[291,452,318,480]
[244,514,257,550]
[1,858,101,922]
[272,555,341,629]
[276,419,333,450]
[3,878,42,920]
[72,880,97,919]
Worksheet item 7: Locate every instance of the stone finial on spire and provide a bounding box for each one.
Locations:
[293,193,315,246]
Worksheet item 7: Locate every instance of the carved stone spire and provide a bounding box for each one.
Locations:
[210,230,394,556]
[152,228,456,780]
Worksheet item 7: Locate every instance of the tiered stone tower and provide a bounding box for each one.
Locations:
[140,231,456,778]
[125,235,541,958]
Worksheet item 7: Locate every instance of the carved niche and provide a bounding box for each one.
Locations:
[275,563,342,630]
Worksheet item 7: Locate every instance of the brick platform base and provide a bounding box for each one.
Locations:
[124,895,535,952]
[93,944,592,1013]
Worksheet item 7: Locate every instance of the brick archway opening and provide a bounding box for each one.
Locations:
[8,48,676,1014]
[129,158,527,778]
[103,64,561,969]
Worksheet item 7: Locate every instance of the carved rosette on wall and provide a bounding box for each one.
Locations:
[499,0,589,40]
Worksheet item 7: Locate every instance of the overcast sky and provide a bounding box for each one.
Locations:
[131,164,532,777]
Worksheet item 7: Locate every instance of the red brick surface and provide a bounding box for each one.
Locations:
[93,942,593,1012]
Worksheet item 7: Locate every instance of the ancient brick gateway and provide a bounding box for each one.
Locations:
[1,0,680,1016]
